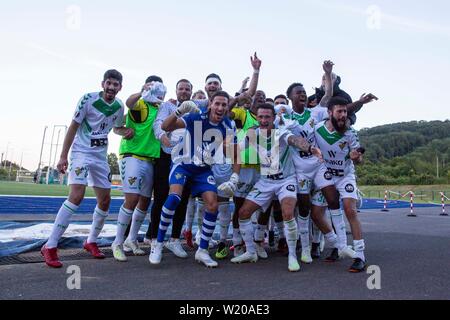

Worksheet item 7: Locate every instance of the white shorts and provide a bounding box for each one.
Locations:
[235,167,260,198]
[311,174,358,207]
[212,164,233,198]
[294,155,334,194]
[246,176,297,211]
[119,157,154,197]
[68,153,111,189]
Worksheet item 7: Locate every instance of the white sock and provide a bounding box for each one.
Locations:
[298,215,310,250]
[185,197,196,231]
[127,207,147,242]
[239,219,255,254]
[87,206,108,244]
[233,228,243,246]
[330,208,347,248]
[218,202,231,242]
[113,205,133,246]
[324,231,344,250]
[311,221,322,244]
[254,224,266,242]
[353,239,366,261]
[46,200,78,248]
[276,221,285,238]
[284,218,298,256]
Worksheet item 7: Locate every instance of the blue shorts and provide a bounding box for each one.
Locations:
[169,163,217,197]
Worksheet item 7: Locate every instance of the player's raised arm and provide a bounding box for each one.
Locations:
[346,93,379,115]
[57,120,80,174]
[319,60,334,107]
[229,52,261,107]
[161,101,199,132]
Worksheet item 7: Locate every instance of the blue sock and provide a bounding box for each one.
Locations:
[200,211,218,249]
[157,194,181,243]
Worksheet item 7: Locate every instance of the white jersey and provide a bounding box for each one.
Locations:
[314,121,360,177]
[71,92,124,158]
[309,103,328,123]
[249,127,295,180]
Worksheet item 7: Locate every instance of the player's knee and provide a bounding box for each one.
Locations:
[98,196,111,210]
[124,194,139,209]
[327,199,340,210]
[205,202,218,213]
[238,207,252,220]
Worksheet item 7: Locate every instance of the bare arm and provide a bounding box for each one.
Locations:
[346,93,378,114]
[229,52,261,107]
[319,60,334,107]
[287,135,323,160]
[161,113,186,132]
[126,83,152,109]
[56,120,80,173]
[113,126,134,140]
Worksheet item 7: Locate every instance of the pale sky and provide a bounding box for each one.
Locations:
[1,0,449,171]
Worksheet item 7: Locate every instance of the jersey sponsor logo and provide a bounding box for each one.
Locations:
[339,141,347,150]
[207,175,216,185]
[328,150,337,158]
[324,171,333,180]
[128,177,137,186]
[325,159,344,166]
[91,138,108,147]
[286,185,295,192]
[345,183,355,193]
[100,122,107,131]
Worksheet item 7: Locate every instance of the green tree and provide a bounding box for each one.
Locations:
[108,153,119,175]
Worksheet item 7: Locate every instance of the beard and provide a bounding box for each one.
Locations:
[331,116,347,134]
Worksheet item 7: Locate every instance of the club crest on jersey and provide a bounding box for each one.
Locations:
[207,175,216,185]
[299,180,306,188]
[175,173,184,180]
[309,119,315,128]
[128,177,137,186]
[339,141,347,150]
[324,171,333,180]
[286,185,296,192]
[345,184,355,193]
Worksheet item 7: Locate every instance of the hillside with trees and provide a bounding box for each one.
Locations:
[356,120,450,185]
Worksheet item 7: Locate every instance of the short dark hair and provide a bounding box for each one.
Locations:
[327,96,350,111]
[103,69,123,84]
[176,79,192,90]
[257,103,276,115]
[205,73,222,83]
[274,94,288,102]
[265,98,274,103]
[210,90,229,102]
[286,82,304,99]
[145,75,163,84]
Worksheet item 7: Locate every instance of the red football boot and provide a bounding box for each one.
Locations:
[41,245,63,268]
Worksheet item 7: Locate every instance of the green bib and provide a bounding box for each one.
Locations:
[119,100,160,159]
[237,110,260,165]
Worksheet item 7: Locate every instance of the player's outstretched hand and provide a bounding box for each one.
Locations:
[175,101,200,117]
[350,149,363,161]
[359,93,378,105]
[57,157,68,174]
[218,173,239,197]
